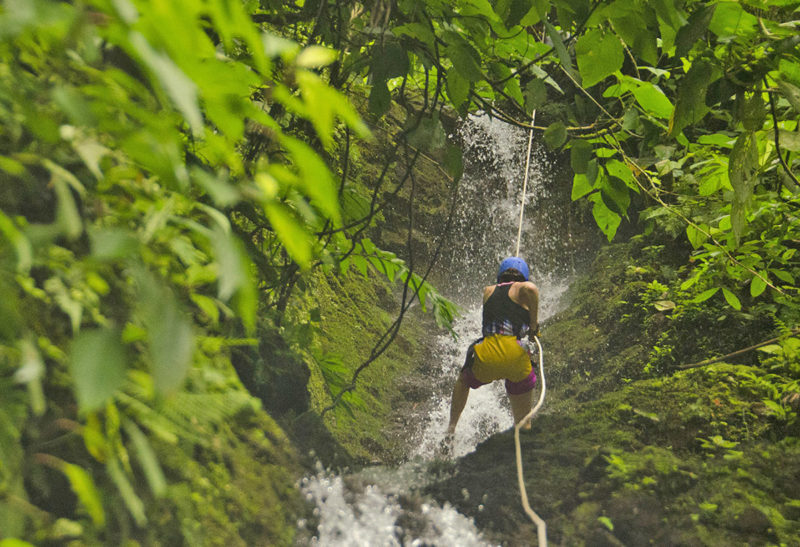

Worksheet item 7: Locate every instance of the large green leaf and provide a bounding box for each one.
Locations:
[69,328,128,412]
[632,82,673,120]
[447,69,470,110]
[674,5,714,58]
[708,2,758,40]
[445,35,483,82]
[543,122,567,149]
[575,29,623,88]
[589,192,621,241]
[572,172,594,200]
[670,58,720,136]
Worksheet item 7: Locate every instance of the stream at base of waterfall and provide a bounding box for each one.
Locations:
[299,114,585,545]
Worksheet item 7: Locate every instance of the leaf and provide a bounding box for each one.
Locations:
[545,22,578,81]
[575,29,623,88]
[51,169,82,240]
[61,462,105,525]
[598,516,614,531]
[371,41,410,80]
[69,328,128,412]
[446,68,470,110]
[407,114,447,152]
[123,420,166,497]
[750,274,767,297]
[670,59,720,136]
[632,82,673,120]
[505,0,534,28]
[14,338,45,416]
[136,273,194,394]
[728,131,758,243]
[443,144,464,182]
[675,5,715,58]
[0,211,32,273]
[368,80,391,117]
[708,2,758,40]
[523,78,547,112]
[282,136,340,224]
[686,224,708,249]
[777,130,800,152]
[654,300,676,311]
[691,287,719,303]
[777,80,800,113]
[107,458,147,526]
[590,193,621,241]
[543,122,567,149]
[721,288,742,310]
[571,172,594,200]
[89,227,138,261]
[130,32,203,136]
[570,140,592,174]
[739,91,765,131]
[605,159,638,191]
[265,202,313,268]
[296,45,337,68]
[445,37,483,82]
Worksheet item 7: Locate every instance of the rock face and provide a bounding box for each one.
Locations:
[422,241,800,546]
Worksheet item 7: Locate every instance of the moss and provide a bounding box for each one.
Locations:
[424,240,800,546]
[147,409,305,546]
[295,266,434,464]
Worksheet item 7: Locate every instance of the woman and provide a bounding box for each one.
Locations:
[446,256,540,439]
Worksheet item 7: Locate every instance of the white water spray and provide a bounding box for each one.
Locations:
[301,114,577,544]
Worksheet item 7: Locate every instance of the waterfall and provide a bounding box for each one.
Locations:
[301,114,587,545]
[412,114,573,459]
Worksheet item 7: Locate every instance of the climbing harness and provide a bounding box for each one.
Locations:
[515,334,547,546]
[515,110,537,256]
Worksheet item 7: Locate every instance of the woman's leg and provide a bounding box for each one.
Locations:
[509,389,534,429]
[447,375,470,435]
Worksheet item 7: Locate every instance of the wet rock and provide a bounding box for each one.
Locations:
[727,505,774,538]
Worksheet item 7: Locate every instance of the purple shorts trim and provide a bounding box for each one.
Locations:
[460,367,537,394]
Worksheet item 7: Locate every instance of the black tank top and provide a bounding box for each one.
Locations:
[481,283,530,338]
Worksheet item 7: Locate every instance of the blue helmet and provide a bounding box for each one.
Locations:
[497,256,529,282]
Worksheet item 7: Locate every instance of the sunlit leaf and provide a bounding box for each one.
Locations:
[265,202,313,268]
[61,462,105,525]
[575,29,623,88]
[632,83,673,120]
[750,274,767,297]
[721,288,741,310]
[691,287,719,303]
[281,136,340,224]
[589,193,621,241]
[686,224,708,249]
[296,45,337,68]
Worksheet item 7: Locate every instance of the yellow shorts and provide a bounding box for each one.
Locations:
[471,334,532,383]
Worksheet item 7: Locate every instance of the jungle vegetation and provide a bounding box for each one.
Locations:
[1,0,799,544]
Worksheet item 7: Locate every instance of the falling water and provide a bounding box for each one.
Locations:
[301,114,591,545]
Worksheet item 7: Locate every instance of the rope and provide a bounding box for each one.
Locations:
[515,110,537,256]
[514,334,547,546]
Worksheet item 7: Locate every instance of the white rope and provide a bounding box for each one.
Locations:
[514,110,537,256]
[514,334,547,546]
